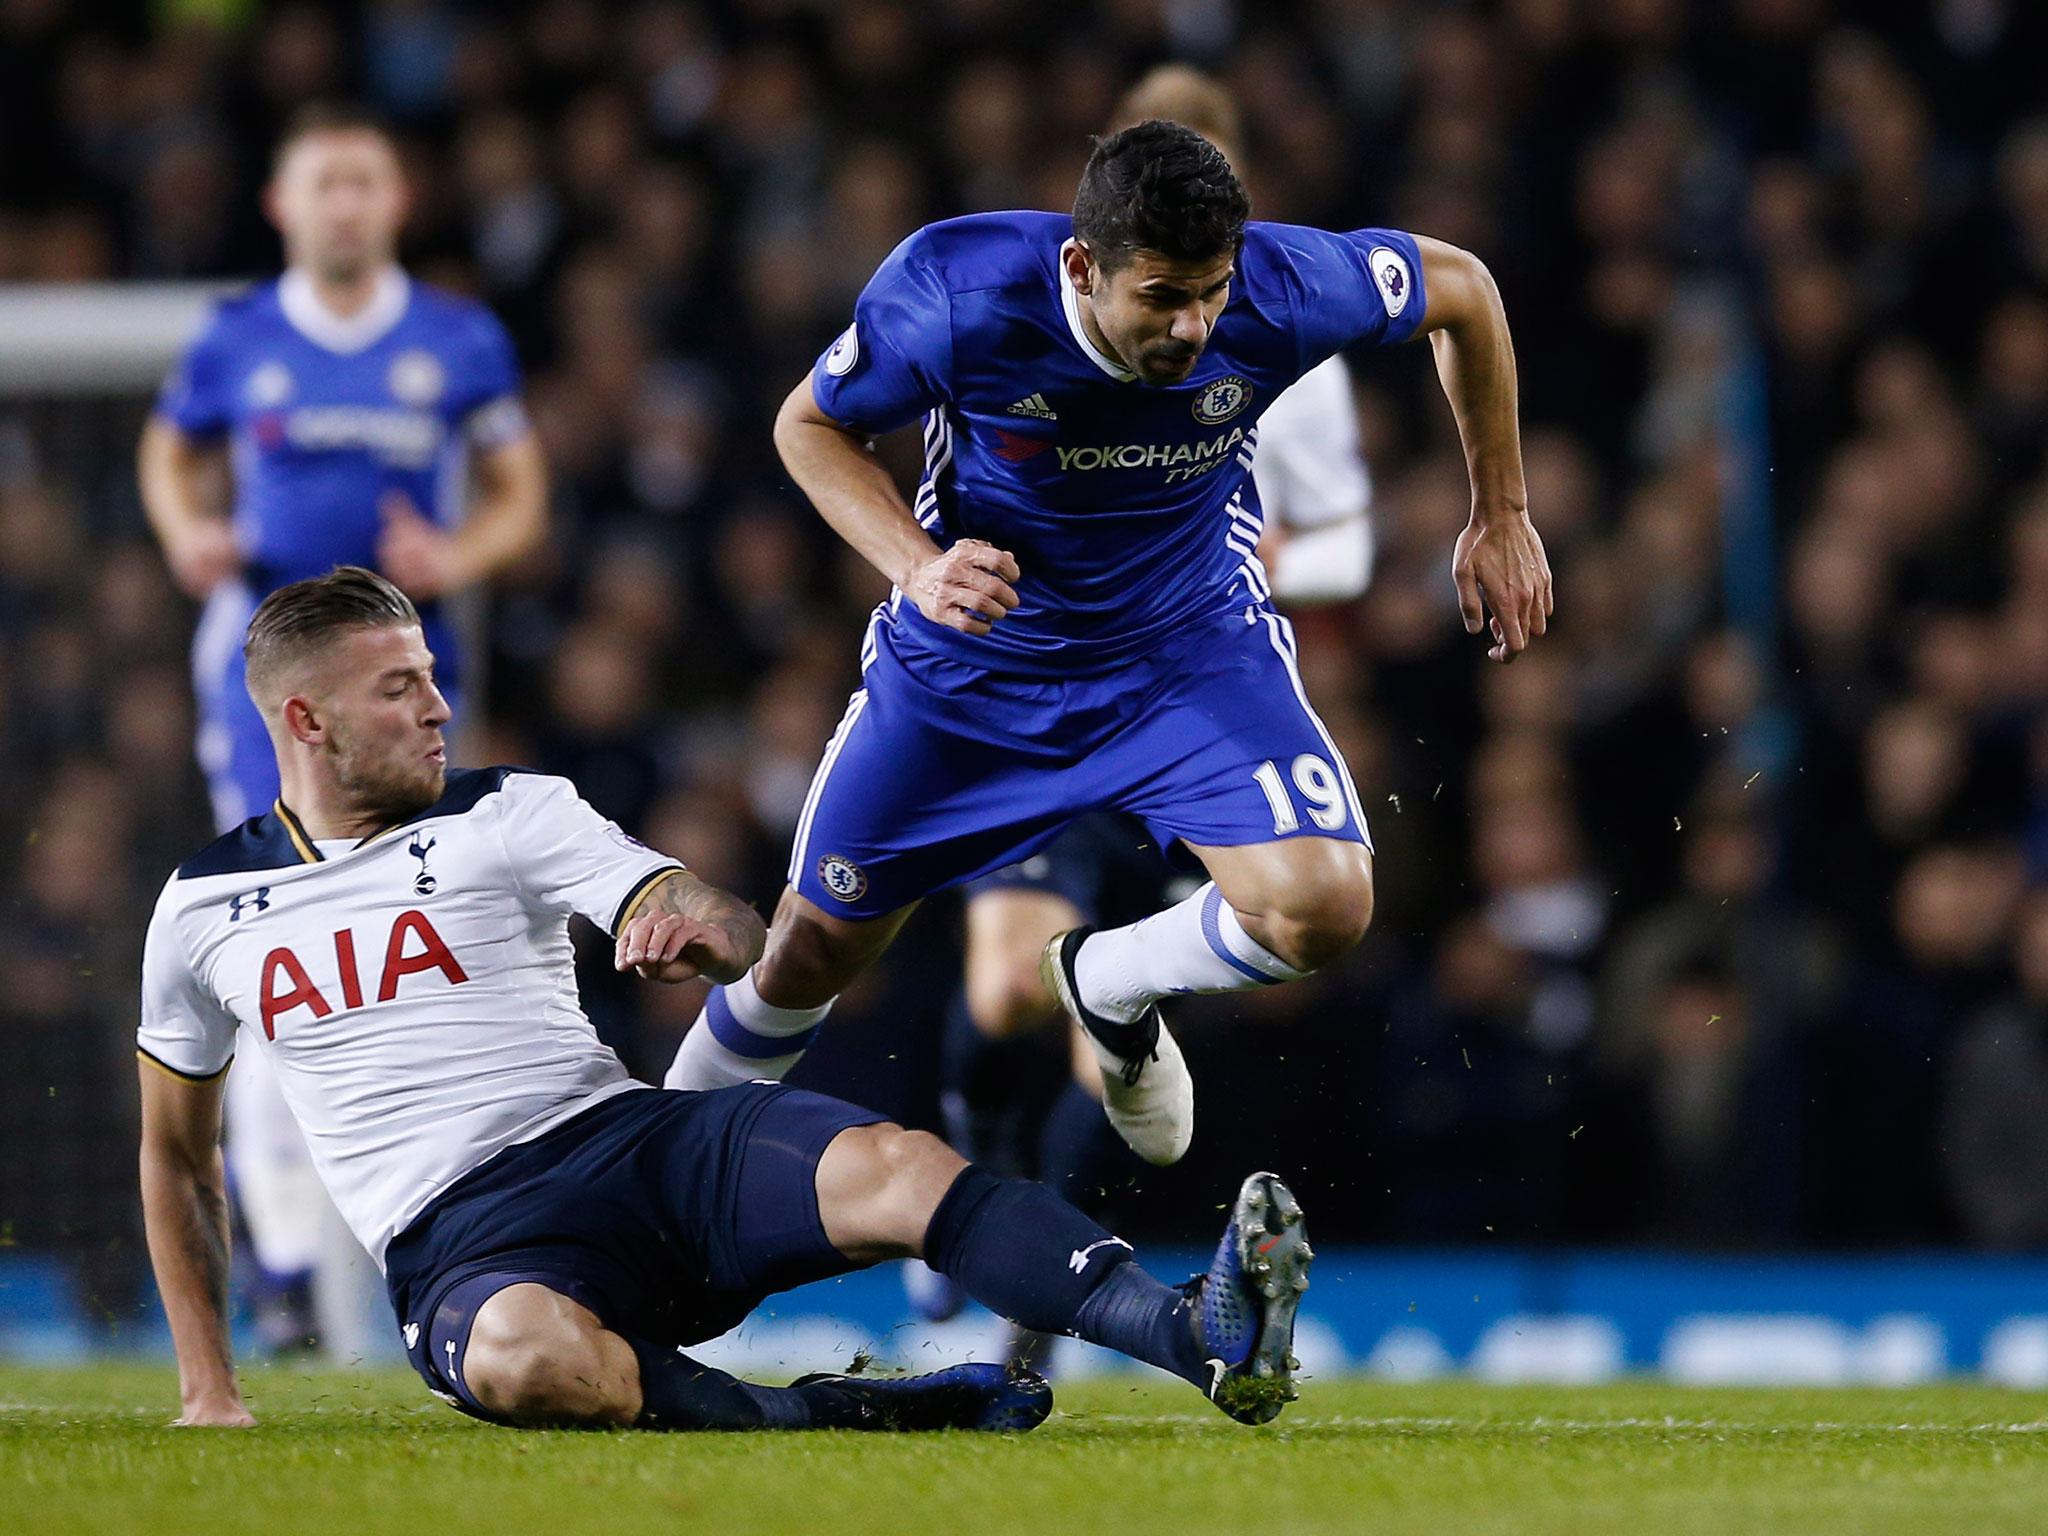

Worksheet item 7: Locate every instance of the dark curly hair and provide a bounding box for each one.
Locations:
[1071,120,1251,274]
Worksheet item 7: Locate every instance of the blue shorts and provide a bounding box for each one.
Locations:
[193,579,463,833]
[790,604,1371,919]
[383,1083,884,1418]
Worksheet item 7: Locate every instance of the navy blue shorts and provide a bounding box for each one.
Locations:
[963,812,1206,927]
[788,603,1371,919]
[383,1083,884,1416]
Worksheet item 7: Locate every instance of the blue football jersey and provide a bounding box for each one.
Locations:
[156,268,527,593]
[809,211,1426,674]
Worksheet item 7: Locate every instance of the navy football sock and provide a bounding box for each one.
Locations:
[922,1164,1203,1384]
[629,1339,810,1430]
[1038,1081,1127,1213]
[1071,1262,1206,1387]
[940,989,1063,1176]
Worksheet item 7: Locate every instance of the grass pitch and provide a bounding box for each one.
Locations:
[8,1364,2048,1535]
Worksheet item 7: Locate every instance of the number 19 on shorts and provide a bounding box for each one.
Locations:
[1252,754,1348,834]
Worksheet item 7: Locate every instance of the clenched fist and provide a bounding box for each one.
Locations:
[377,493,471,600]
[162,518,241,600]
[906,539,1021,636]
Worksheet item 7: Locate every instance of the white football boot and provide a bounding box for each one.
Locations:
[1042,927,1195,1165]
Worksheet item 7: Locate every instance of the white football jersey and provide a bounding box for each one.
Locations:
[1251,353,1375,603]
[139,768,683,1268]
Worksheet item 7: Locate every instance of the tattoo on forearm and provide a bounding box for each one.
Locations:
[153,1168,237,1385]
[194,1181,231,1325]
[646,872,767,977]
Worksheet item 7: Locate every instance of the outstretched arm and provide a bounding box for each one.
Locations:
[138,1059,252,1427]
[613,869,767,986]
[1415,237,1553,663]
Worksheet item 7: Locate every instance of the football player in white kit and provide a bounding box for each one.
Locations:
[138,566,1315,1431]
[139,105,547,1358]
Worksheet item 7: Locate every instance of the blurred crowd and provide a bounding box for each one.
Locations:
[5,0,2048,1317]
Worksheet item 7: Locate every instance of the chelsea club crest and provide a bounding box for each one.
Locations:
[388,349,446,406]
[1192,375,1253,425]
[817,854,868,903]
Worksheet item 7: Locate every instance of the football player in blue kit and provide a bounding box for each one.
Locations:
[141,104,546,831]
[912,67,1383,1349]
[665,120,1552,1170]
[138,103,547,1353]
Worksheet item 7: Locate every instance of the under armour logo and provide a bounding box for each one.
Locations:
[403,1323,420,1349]
[228,888,270,921]
[444,1338,459,1378]
[1068,1236,1133,1274]
[409,832,438,896]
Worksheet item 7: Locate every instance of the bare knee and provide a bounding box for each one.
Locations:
[1275,853,1373,970]
[1241,849,1375,972]
[964,949,1059,1037]
[816,1125,967,1264]
[963,891,1075,1037]
[756,908,861,1009]
[754,889,910,1010]
[463,1285,638,1428]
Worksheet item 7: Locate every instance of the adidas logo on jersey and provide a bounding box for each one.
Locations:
[1007,393,1058,421]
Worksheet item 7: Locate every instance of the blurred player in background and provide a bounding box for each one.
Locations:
[909,66,1378,1354]
[665,120,1548,1170]
[137,103,547,1358]
[139,567,1312,1432]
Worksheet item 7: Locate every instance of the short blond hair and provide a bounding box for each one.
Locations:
[244,565,419,705]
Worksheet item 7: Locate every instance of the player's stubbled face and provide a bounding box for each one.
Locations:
[270,130,406,284]
[1091,248,1235,386]
[321,625,450,819]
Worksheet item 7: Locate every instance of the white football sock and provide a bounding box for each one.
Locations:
[1073,882,1308,1025]
[662,969,835,1091]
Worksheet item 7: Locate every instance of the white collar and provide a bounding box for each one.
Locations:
[278,266,410,354]
[1058,239,1136,383]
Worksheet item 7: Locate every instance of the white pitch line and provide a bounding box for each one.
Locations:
[1284,1415,2048,1435]
[1051,1413,2048,1436]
